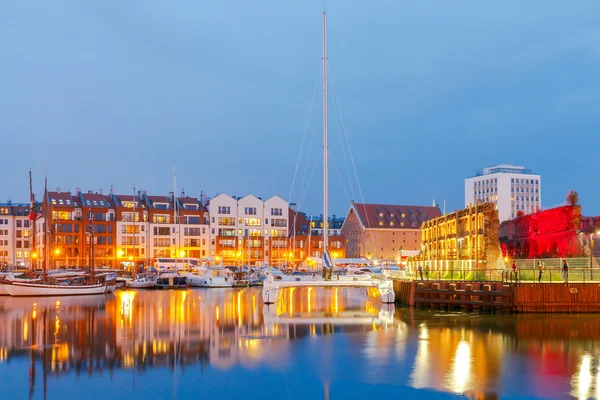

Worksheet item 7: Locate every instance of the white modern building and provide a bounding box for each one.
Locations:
[207,194,288,265]
[465,164,542,222]
[0,202,34,267]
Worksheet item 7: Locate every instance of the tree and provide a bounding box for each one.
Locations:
[567,189,579,206]
[516,210,525,218]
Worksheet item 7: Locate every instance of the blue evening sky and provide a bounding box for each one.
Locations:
[1,1,599,216]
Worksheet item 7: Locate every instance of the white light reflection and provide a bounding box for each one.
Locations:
[571,354,592,400]
[596,356,600,400]
[449,340,472,394]
[418,323,429,340]
[410,324,430,389]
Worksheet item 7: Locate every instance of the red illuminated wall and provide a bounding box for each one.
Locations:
[498,205,583,258]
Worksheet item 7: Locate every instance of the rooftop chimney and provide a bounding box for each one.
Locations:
[76,187,81,195]
[290,203,297,211]
[88,190,93,194]
[99,188,104,195]
[57,187,61,193]
[109,185,114,195]
[200,191,208,207]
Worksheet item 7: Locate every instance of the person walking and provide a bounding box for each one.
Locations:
[537,261,544,283]
[562,259,569,283]
[418,265,423,281]
[425,264,430,281]
[512,261,518,283]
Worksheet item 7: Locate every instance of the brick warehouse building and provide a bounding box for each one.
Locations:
[342,202,441,262]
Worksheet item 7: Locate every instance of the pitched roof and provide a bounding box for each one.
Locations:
[112,194,145,210]
[351,203,441,230]
[47,191,77,208]
[80,193,114,209]
[178,197,207,213]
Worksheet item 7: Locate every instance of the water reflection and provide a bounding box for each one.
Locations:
[0,289,600,399]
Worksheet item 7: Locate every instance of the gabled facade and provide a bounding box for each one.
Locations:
[112,192,149,267]
[341,202,441,262]
[207,194,289,265]
[177,194,209,260]
[79,191,117,267]
[39,189,86,267]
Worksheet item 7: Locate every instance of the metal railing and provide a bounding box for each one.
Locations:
[399,267,600,283]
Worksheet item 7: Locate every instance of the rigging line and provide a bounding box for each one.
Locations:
[291,124,317,245]
[331,83,377,255]
[329,152,352,204]
[333,108,357,202]
[287,74,321,207]
[297,127,315,208]
[297,152,323,211]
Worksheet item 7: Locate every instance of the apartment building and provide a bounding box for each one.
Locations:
[0,202,35,267]
[288,209,345,266]
[141,192,209,262]
[112,192,148,267]
[207,194,288,265]
[465,164,542,221]
[31,187,209,269]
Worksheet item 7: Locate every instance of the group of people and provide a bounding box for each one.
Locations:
[512,259,570,283]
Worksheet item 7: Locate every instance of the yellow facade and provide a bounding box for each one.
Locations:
[420,203,500,269]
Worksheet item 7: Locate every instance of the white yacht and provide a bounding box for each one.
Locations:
[185,267,234,288]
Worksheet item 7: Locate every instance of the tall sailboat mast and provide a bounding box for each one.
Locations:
[43,175,48,281]
[133,185,137,270]
[29,170,36,271]
[322,11,329,267]
[173,163,179,259]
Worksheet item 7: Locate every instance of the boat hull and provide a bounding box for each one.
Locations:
[126,281,156,289]
[4,282,107,297]
[156,276,187,289]
[186,276,232,288]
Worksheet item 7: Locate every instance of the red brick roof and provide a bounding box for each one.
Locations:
[350,203,441,230]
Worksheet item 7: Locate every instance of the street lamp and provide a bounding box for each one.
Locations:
[54,248,60,269]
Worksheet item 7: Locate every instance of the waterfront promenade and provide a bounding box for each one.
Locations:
[391,266,600,313]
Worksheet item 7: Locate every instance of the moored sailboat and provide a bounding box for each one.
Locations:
[3,173,111,296]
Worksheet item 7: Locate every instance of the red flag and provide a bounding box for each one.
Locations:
[28,200,37,220]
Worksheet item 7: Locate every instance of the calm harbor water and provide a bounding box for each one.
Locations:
[0,287,598,400]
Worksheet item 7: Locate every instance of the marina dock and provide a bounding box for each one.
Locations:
[392,278,600,313]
